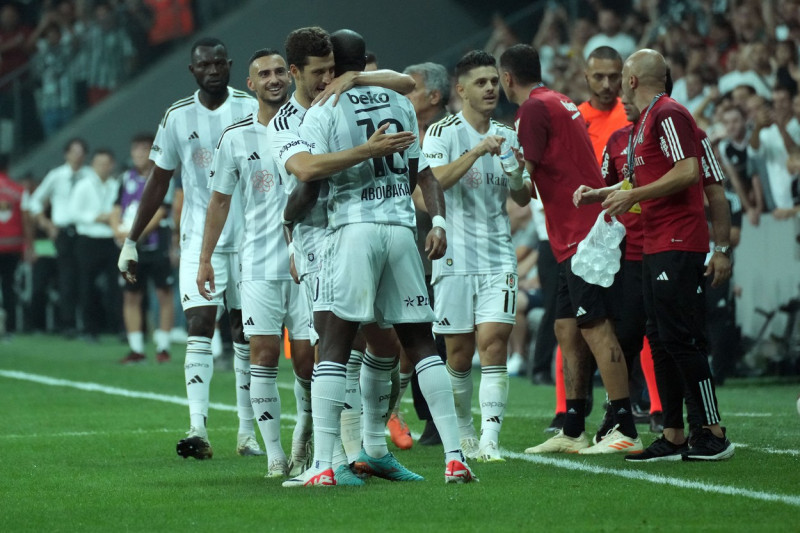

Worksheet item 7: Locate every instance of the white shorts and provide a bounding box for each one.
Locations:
[317,223,434,326]
[239,279,311,340]
[432,272,518,334]
[179,249,241,311]
[293,224,323,280]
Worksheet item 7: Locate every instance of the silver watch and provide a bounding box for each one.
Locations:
[713,245,731,256]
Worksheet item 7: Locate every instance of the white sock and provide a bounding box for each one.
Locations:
[418,356,462,464]
[293,373,312,445]
[211,327,222,358]
[360,351,394,458]
[332,435,348,470]
[479,365,509,446]
[233,342,254,435]
[250,365,285,463]
[341,350,363,463]
[446,363,475,435]
[392,370,413,414]
[128,331,144,354]
[154,329,170,352]
[311,361,347,470]
[185,336,213,431]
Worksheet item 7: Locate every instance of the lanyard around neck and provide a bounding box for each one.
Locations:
[626,92,665,184]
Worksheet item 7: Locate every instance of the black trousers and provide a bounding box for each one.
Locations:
[531,240,558,376]
[705,277,739,385]
[616,259,647,405]
[54,227,80,330]
[30,256,58,331]
[0,253,21,332]
[643,251,719,430]
[75,236,122,336]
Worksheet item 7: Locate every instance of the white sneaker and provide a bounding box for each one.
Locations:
[477,440,505,462]
[460,436,480,460]
[282,465,336,487]
[288,439,313,477]
[265,458,289,478]
[579,425,643,455]
[236,433,265,456]
[524,430,589,454]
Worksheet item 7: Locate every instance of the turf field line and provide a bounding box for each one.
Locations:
[502,450,800,507]
[0,369,298,424]
[733,443,800,456]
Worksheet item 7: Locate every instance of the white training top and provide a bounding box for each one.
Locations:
[300,87,423,231]
[267,93,328,273]
[28,163,94,227]
[423,112,522,279]
[210,113,292,282]
[151,87,257,252]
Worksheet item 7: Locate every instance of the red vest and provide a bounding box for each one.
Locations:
[0,173,25,254]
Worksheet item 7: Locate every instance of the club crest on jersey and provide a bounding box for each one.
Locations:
[446,258,453,266]
[251,170,274,193]
[193,148,212,168]
[464,167,482,189]
[659,136,670,158]
[506,274,516,288]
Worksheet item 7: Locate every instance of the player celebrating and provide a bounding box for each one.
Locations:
[423,50,531,461]
[118,38,260,460]
[284,29,475,486]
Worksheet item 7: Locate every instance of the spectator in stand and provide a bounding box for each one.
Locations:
[144,0,194,58]
[774,40,799,97]
[70,148,121,341]
[718,44,773,99]
[0,3,33,84]
[0,156,30,335]
[718,104,764,226]
[31,22,76,137]
[85,1,136,106]
[583,8,636,60]
[531,7,569,86]
[117,0,154,68]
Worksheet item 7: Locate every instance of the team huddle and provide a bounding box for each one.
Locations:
[117,24,734,488]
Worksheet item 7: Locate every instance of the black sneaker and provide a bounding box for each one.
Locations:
[682,427,735,461]
[418,420,442,446]
[593,403,614,444]
[625,435,687,462]
[544,413,565,433]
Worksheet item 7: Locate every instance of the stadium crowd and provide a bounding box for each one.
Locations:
[1,0,799,485]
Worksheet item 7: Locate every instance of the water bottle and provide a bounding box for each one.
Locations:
[500,148,519,173]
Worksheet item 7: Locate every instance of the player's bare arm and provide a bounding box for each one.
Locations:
[118,165,173,282]
[287,123,415,183]
[573,181,624,207]
[284,180,322,225]
[413,159,447,260]
[603,157,699,216]
[313,69,416,106]
[196,190,232,300]
[703,183,733,288]
[430,135,505,190]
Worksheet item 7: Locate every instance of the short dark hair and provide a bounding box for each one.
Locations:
[499,44,541,85]
[587,46,622,63]
[365,50,377,65]
[93,148,115,160]
[285,26,331,69]
[330,29,366,76]
[63,137,88,154]
[248,48,282,66]
[131,132,154,145]
[454,50,496,79]
[190,37,226,60]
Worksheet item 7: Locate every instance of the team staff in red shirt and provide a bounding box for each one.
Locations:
[603,49,734,461]
[0,163,29,334]
[499,44,641,455]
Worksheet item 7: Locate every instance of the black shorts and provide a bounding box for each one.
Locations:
[124,252,174,292]
[555,254,623,327]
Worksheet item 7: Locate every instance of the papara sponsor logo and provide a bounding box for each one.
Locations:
[278,139,313,159]
[424,152,444,159]
[184,363,209,369]
[347,91,389,105]
[360,182,410,201]
[252,397,279,404]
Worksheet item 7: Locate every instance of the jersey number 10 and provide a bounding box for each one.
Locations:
[356,117,408,177]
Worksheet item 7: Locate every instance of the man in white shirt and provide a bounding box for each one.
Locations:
[28,137,92,337]
[582,9,636,61]
[423,50,531,462]
[70,149,121,340]
[283,29,475,486]
[118,37,261,460]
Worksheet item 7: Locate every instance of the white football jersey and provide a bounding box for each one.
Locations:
[267,94,328,273]
[300,87,420,231]
[423,112,522,279]
[151,87,257,252]
[210,113,291,282]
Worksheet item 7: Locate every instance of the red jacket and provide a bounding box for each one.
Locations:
[0,172,25,254]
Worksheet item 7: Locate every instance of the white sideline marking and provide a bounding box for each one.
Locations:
[503,450,800,507]
[3,368,800,506]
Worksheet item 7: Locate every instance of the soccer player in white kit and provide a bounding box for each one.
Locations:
[118,38,260,459]
[284,29,476,486]
[424,50,532,462]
